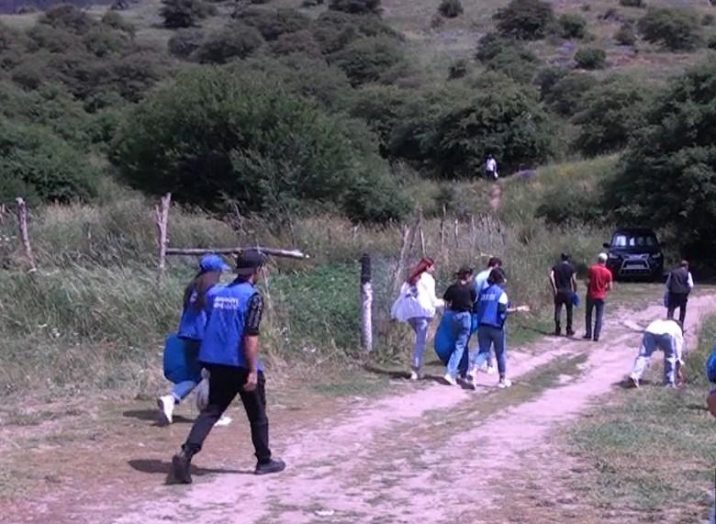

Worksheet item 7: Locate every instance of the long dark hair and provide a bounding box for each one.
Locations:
[183,271,222,311]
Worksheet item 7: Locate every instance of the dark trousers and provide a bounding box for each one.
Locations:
[585,297,605,340]
[184,365,271,463]
[667,292,688,325]
[554,291,573,333]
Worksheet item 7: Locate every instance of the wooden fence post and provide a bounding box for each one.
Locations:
[154,193,171,283]
[15,198,36,273]
[360,253,373,353]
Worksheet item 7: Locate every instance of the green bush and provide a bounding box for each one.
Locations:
[195,23,263,63]
[535,66,567,97]
[708,34,716,50]
[329,36,404,86]
[83,27,131,57]
[559,13,587,39]
[0,120,100,204]
[329,0,381,15]
[101,11,136,36]
[619,0,645,8]
[168,28,205,58]
[312,11,399,54]
[438,0,463,18]
[111,68,407,223]
[637,8,702,51]
[574,47,606,69]
[606,61,716,255]
[476,33,540,84]
[236,7,311,41]
[160,0,215,28]
[703,14,715,26]
[494,0,555,40]
[270,30,322,57]
[614,21,637,45]
[573,76,653,156]
[543,71,597,115]
[536,184,604,225]
[39,4,94,35]
[348,84,414,153]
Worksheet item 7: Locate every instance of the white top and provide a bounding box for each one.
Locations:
[474,268,492,294]
[391,273,444,322]
[486,158,497,172]
[645,319,685,362]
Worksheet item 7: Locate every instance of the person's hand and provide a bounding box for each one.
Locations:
[515,305,530,313]
[244,371,258,392]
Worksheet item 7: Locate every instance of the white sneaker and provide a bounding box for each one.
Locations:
[410,370,420,381]
[628,376,640,389]
[478,361,488,372]
[215,415,233,427]
[157,395,175,425]
[443,373,457,386]
[497,378,512,389]
[467,366,479,383]
[486,365,496,375]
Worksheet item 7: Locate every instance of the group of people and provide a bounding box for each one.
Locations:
[391,257,528,389]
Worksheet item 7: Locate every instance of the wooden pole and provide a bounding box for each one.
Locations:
[15,198,36,273]
[360,253,373,353]
[393,224,411,296]
[165,246,309,260]
[154,193,171,283]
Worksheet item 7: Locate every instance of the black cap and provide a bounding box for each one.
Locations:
[456,265,474,277]
[236,249,267,276]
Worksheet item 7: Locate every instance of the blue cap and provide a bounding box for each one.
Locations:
[199,254,231,273]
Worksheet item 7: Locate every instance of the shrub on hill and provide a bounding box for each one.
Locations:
[160,0,215,28]
[558,13,587,39]
[111,68,407,223]
[606,61,716,255]
[312,11,399,55]
[101,11,136,36]
[438,0,463,18]
[637,8,702,51]
[329,36,404,86]
[236,8,311,41]
[476,33,540,84]
[614,21,637,45]
[574,47,606,69]
[494,0,555,40]
[168,28,205,58]
[39,4,94,35]
[195,23,263,63]
[543,71,597,115]
[328,0,381,15]
[270,30,322,57]
[619,0,645,7]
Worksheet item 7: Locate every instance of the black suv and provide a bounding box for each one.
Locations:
[602,228,664,281]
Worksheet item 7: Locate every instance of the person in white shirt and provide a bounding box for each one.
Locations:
[628,318,684,388]
[485,154,498,180]
[391,257,444,380]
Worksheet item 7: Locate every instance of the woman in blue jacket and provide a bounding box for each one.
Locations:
[157,254,230,425]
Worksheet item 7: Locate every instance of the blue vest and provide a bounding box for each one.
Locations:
[177,287,213,341]
[477,284,507,329]
[199,281,261,370]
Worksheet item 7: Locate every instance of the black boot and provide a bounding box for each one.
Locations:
[171,447,194,484]
[255,458,286,475]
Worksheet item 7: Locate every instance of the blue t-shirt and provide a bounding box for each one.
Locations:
[198,281,263,370]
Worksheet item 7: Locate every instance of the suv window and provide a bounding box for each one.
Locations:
[612,234,658,247]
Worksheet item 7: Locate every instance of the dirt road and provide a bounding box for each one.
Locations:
[85,293,712,524]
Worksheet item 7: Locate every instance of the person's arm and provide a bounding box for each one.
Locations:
[665,272,671,290]
[426,275,444,308]
[688,272,694,290]
[243,293,264,392]
[606,274,613,291]
[571,272,578,293]
[549,269,557,295]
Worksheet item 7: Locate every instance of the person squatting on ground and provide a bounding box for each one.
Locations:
[471,257,503,375]
[584,253,613,342]
[665,260,694,325]
[171,250,285,483]
[437,266,477,386]
[158,254,232,426]
[391,257,444,380]
[469,268,529,389]
[550,253,577,337]
[628,318,684,388]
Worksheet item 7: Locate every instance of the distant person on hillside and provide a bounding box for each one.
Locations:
[469,268,530,389]
[391,257,445,381]
[171,250,285,483]
[435,266,476,386]
[583,253,613,342]
[470,257,503,375]
[549,253,577,337]
[157,254,232,426]
[665,260,694,325]
[628,318,684,388]
[485,154,498,180]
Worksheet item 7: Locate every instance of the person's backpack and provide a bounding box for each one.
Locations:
[705,345,716,383]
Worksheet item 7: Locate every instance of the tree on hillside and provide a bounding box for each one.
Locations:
[160,0,215,28]
[606,61,716,254]
[328,0,381,15]
[110,68,408,223]
[637,7,702,51]
[494,0,555,40]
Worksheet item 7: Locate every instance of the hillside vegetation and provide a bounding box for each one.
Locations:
[0,0,715,395]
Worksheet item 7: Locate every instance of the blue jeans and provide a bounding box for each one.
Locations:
[446,311,472,379]
[408,317,431,371]
[172,380,198,403]
[473,325,507,378]
[585,297,605,340]
[631,331,677,385]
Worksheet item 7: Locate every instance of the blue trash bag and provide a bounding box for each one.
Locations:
[163,333,203,385]
[706,345,716,383]
[434,311,456,365]
[571,293,580,307]
[663,291,669,308]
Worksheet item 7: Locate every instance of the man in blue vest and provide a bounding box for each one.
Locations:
[171,250,285,483]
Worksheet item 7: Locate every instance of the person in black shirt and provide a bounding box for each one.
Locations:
[549,253,577,336]
[440,266,477,385]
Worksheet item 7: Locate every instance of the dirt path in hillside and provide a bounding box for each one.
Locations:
[84,293,714,524]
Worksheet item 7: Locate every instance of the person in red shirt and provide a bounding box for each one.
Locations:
[583,253,613,342]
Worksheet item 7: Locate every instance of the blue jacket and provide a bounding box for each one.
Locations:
[177,286,217,341]
[199,281,262,370]
[476,284,508,330]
